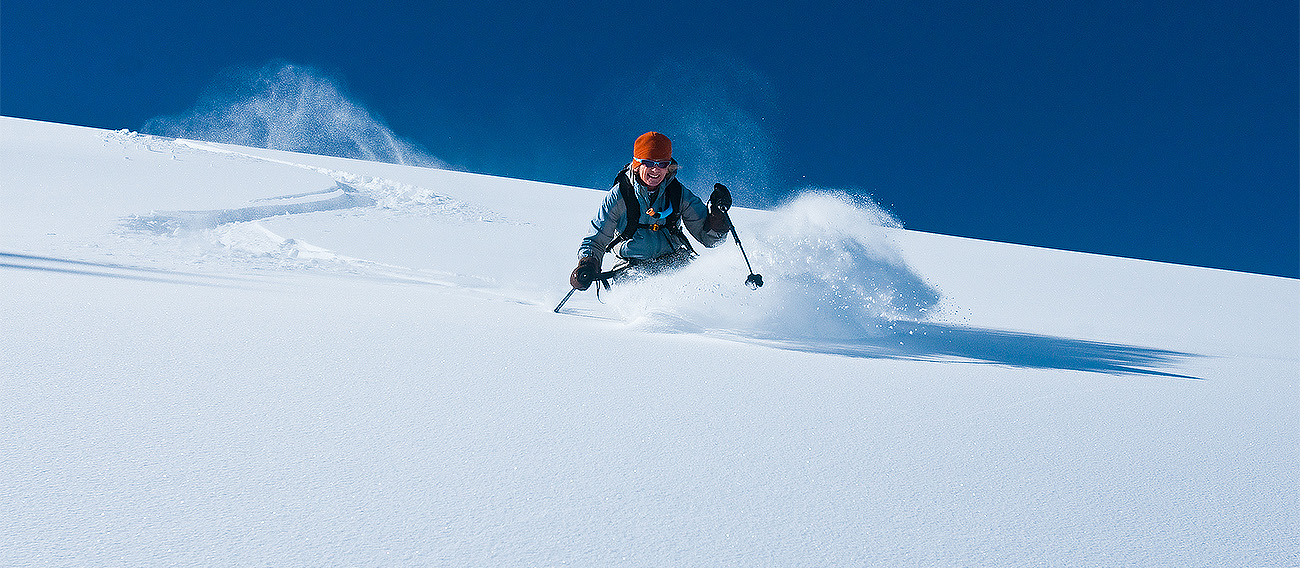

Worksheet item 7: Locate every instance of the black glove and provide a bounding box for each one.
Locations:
[710,183,732,212]
[708,183,733,232]
[707,209,731,233]
[570,256,601,290]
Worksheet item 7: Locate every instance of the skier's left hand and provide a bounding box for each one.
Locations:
[708,183,733,232]
[710,183,732,212]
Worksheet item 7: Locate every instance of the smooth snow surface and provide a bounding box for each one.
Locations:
[3,117,1297,566]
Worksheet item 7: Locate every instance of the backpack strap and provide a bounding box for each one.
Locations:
[606,170,688,253]
[659,179,695,255]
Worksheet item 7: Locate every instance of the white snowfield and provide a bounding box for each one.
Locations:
[2,116,1296,566]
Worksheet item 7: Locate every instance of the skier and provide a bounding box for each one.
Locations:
[570,131,733,291]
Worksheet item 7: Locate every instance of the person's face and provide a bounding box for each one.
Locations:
[635,159,670,188]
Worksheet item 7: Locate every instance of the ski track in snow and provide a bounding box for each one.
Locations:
[109,131,506,288]
[168,137,511,222]
[122,181,378,234]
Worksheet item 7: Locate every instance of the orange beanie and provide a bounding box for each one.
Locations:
[633,132,672,161]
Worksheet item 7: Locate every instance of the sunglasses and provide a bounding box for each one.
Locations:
[636,158,672,169]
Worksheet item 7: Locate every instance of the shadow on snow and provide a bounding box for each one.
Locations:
[0,252,254,289]
[735,321,1202,379]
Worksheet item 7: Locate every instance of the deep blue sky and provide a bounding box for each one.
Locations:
[3,1,1296,277]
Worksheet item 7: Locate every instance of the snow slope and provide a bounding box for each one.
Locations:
[2,116,1296,566]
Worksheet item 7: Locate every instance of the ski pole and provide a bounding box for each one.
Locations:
[730,221,764,289]
[554,267,622,313]
[713,183,762,290]
[551,289,577,311]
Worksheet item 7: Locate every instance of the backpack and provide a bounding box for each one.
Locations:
[606,169,695,255]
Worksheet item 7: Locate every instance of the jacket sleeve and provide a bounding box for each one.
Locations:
[578,186,627,259]
[679,186,728,248]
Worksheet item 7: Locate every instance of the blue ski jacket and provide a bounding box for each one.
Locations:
[578,165,728,261]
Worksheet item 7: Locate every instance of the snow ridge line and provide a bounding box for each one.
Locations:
[171,138,511,223]
[122,182,377,235]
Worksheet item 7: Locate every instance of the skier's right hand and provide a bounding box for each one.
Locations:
[570,256,601,290]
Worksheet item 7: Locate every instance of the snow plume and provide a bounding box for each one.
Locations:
[608,54,781,209]
[610,191,941,339]
[143,61,443,167]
